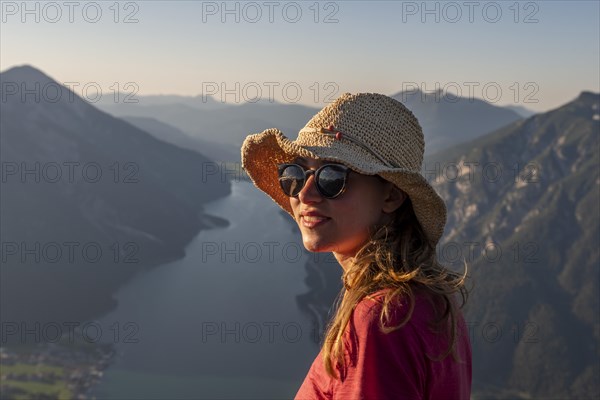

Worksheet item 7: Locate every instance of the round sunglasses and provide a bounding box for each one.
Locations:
[277,163,351,199]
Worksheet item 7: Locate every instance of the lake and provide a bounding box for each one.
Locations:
[91,180,336,399]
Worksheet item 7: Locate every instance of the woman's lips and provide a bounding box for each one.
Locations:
[301,215,331,228]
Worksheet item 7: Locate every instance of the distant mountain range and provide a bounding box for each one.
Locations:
[121,116,240,162]
[391,89,524,154]
[0,65,231,329]
[296,91,600,399]
[96,93,231,110]
[98,88,527,161]
[97,100,319,162]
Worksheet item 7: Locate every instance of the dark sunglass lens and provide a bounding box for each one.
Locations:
[279,165,305,196]
[317,165,347,198]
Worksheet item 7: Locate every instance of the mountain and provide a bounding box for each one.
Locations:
[95,93,230,110]
[97,100,322,162]
[120,116,239,162]
[0,65,231,331]
[428,91,599,398]
[391,89,523,155]
[296,91,599,399]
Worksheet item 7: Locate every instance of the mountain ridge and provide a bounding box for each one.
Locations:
[1,65,231,329]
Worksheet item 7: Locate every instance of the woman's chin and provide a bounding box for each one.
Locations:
[301,237,335,253]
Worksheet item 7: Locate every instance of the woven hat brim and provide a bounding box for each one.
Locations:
[240,128,447,246]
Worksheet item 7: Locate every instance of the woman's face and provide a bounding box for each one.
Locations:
[289,157,406,260]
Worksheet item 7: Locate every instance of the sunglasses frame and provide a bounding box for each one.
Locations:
[277,163,351,199]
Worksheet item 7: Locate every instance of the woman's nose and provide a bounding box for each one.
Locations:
[297,174,322,203]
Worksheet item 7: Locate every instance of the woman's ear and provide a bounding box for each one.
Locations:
[382,182,406,213]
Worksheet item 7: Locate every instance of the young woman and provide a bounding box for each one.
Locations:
[241,92,471,399]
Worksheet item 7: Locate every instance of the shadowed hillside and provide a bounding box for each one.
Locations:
[0,65,231,331]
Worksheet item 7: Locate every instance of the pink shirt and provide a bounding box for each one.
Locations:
[294,288,472,400]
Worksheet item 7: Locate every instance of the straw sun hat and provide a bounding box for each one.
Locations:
[240,92,447,247]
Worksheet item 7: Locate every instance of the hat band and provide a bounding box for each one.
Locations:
[298,127,399,168]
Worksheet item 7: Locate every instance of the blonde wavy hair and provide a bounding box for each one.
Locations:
[320,191,469,379]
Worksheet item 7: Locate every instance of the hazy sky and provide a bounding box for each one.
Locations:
[1,0,598,112]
